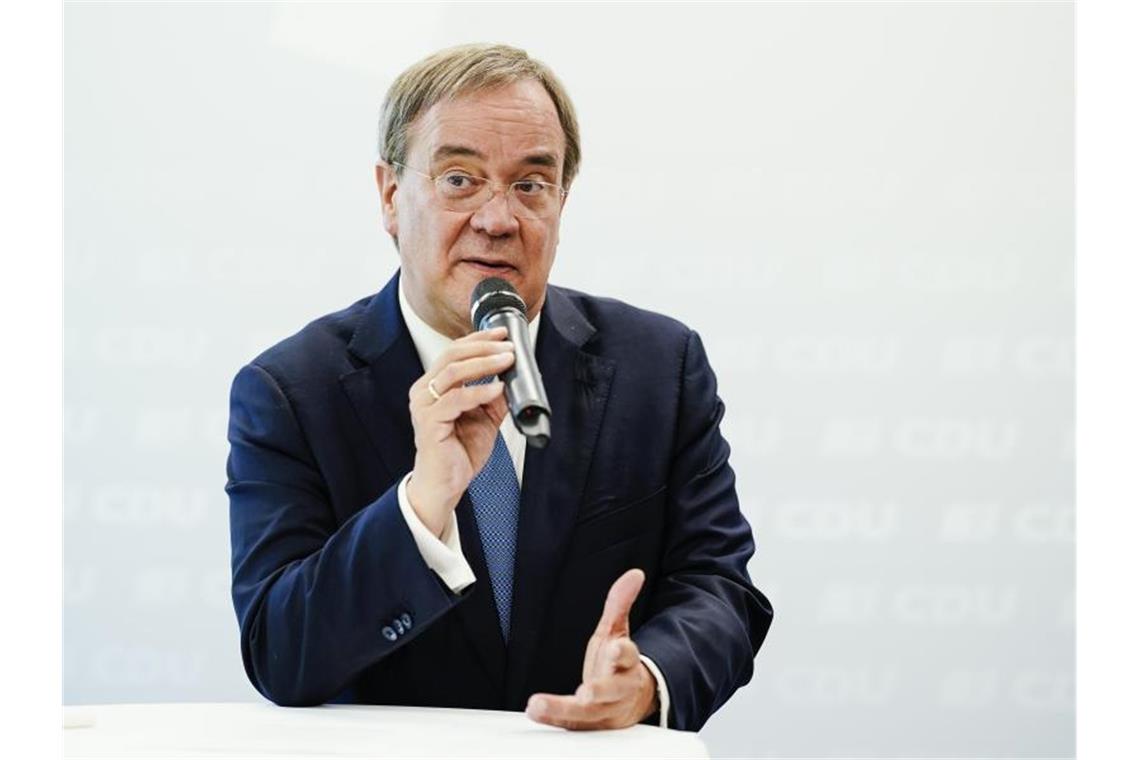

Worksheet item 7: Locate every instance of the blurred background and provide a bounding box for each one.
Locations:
[64,2,1073,757]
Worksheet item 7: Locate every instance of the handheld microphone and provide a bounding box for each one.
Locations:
[470,277,551,448]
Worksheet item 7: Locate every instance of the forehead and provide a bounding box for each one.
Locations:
[407,79,565,168]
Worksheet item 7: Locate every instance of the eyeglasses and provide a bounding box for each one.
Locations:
[388,160,567,220]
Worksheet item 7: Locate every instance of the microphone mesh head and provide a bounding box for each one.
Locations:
[470,277,527,329]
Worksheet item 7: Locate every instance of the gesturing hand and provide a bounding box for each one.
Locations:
[405,326,515,537]
[526,569,659,730]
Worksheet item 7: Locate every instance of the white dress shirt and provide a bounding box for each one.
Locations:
[393,278,671,728]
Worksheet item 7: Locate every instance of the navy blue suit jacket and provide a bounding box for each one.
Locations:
[226,272,772,731]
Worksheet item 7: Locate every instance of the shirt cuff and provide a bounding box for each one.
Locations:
[638,654,671,729]
[397,473,476,593]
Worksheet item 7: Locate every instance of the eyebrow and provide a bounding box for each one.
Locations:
[431,144,484,162]
[520,152,558,169]
[430,144,560,171]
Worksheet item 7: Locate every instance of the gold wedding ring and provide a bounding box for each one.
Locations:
[427,378,443,402]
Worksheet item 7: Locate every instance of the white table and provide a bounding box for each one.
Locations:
[63,702,709,758]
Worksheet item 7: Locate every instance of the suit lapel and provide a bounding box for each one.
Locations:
[338,271,507,689]
[338,274,419,483]
[505,286,616,706]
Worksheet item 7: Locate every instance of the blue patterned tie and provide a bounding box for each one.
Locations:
[467,429,520,641]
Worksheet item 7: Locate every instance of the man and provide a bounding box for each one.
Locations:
[227,43,772,732]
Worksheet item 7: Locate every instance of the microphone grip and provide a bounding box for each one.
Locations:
[481,309,551,448]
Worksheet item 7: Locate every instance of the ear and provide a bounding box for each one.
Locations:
[375,163,400,240]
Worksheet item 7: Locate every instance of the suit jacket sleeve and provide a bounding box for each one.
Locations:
[631,330,774,731]
[226,362,464,706]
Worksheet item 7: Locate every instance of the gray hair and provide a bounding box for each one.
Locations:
[378,43,581,189]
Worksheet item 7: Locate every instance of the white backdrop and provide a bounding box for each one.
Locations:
[63,2,1073,757]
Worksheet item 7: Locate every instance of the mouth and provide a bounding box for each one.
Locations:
[460,258,518,277]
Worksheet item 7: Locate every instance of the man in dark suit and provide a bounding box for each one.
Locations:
[226,43,772,732]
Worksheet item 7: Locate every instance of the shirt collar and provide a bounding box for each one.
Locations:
[397,272,542,372]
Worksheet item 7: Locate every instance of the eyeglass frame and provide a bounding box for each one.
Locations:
[384,159,568,219]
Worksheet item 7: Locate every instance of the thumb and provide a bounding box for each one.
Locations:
[593,568,645,638]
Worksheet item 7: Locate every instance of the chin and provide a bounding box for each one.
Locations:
[450,264,542,316]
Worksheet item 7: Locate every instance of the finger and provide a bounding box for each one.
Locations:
[577,671,637,704]
[424,352,515,399]
[526,693,611,731]
[593,568,645,638]
[480,394,509,428]
[426,381,505,424]
[603,637,640,673]
[457,325,508,343]
[410,339,512,406]
[417,339,514,388]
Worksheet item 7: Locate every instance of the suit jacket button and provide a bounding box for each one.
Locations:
[400,613,413,629]
[393,619,405,635]
[381,626,397,642]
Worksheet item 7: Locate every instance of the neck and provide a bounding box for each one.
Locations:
[399,275,545,340]
[398,282,464,341]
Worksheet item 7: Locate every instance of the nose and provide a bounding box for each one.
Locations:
[469,190,520,238]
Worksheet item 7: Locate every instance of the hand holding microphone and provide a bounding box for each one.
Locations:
[405,278,550,537]
[405,327,515,537]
